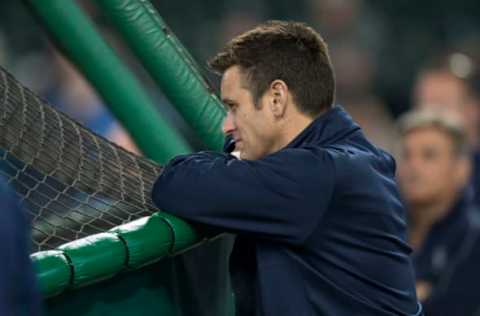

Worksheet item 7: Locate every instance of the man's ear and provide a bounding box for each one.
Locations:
[269,80,289,118]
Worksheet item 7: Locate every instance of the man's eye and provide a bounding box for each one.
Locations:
[223,103,235,112]
[229,104,238,112]
[422,148,438,161]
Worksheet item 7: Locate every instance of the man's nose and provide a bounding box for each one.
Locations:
[403,157,422,175]
[222,112,235,135]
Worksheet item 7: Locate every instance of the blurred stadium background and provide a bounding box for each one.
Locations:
[1,0,480,315]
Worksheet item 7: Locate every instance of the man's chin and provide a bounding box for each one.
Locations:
[239,151,250,160]
[406,194,436,207]
[239,151,253,160]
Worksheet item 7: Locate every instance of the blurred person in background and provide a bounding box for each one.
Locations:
[397,110,480,316]
[413,53,480,204]
[0,176,43,316]
[306,0,397,153]
[330,43,397,153]
[414,53,480,148]
[44,49,139,153]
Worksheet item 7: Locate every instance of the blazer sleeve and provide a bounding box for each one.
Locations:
[0,178,43,316]
[152,148,335,245]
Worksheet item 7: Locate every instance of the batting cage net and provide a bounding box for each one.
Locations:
[0,66,163,252]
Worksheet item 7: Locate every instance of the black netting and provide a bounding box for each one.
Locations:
[0,66,163,252]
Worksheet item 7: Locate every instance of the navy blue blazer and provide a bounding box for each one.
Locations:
[413,191,480,316]
[152,106,422,316]
[0,177,42,316]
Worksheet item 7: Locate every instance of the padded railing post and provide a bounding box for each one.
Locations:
[97,0,226,151]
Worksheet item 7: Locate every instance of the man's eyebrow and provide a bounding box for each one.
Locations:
[221,98,237,108]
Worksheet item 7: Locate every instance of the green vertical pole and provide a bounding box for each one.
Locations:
[26,0,192,164]
[96,0,226,151]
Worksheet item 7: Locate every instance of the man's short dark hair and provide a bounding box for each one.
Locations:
[208,20,335,117]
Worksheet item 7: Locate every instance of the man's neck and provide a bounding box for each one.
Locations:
[273,113,314,152]
[408,194,457,250]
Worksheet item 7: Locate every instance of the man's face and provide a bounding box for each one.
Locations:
[221,66,278,160]
[415,72,468,114]
[398,127,468,206]
[414,71,479,145]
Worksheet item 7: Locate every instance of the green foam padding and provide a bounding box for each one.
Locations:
[110,213,174,269]
[58,233,127,288]
[155,212,201,254]
[31,250,71,297]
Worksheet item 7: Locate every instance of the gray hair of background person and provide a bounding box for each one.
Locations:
[398,109,471,158]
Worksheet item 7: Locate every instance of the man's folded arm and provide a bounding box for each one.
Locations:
[152,148,335,245]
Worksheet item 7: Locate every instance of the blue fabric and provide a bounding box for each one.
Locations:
[0,177,42,316]
[471,151,480,206]
[413,191,480,316]
[152,106,422,316]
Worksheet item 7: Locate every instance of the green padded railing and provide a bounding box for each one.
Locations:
[32,212,202,298]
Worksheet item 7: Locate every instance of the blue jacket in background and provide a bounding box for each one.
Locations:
[152,106,422,316]
[0,177,42,316]
[413,190,480,316]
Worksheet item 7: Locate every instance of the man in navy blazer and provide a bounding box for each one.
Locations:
[152,20,422,316]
